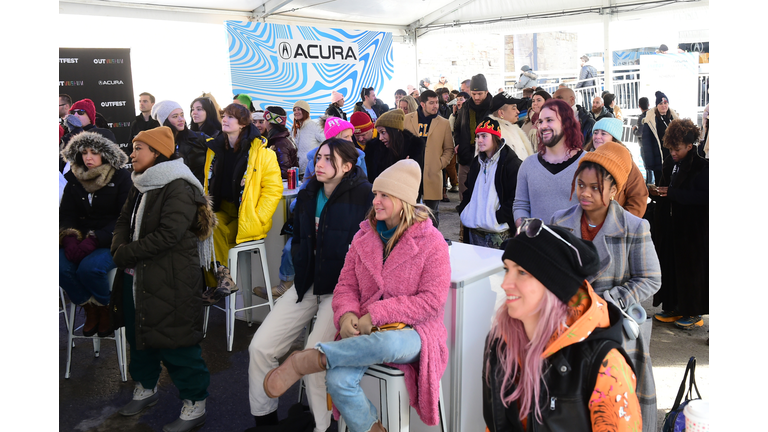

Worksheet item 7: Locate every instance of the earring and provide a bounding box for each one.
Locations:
[610,194,615,201]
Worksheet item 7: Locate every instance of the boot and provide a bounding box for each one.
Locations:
[253,279,292,300]
[263,348,326,398]
[81,302,99,337]
[96,305,113,337]
[162,399,206,432]
[441,187,450,203]
[119,383,159,416]
[215,263,238,297]
[369,421,388,432]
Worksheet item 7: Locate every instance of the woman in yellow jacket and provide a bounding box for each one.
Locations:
[202,103,283,301]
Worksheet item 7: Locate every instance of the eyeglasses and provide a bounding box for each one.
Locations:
[71,109,87,116]
[59,104,68,107]
[516,218,583,267]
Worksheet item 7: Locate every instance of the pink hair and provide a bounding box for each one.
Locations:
[486,289,576,423]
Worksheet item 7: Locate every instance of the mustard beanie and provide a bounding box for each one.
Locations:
[579,141,632,192]
[375,109,405,131]
[133,126,176,158]
[372,159,421,206]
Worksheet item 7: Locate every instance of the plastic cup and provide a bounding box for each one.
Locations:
[684,399,709,432]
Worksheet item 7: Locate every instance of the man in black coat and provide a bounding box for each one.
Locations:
[129,92,160,141]
[453,73,494,196]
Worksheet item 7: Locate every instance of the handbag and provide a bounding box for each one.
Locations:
[662,356,702,432]
[370,322,410,332]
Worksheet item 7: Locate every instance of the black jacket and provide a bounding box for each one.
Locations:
[576,105,595,146]
[482,302,632,432]
[176,129,210,186]
[353,99,389,120]
[129,114,160,141]
[325,104,347,120]
[60,169,132,249]
[457,145,521,227]
[292,166,373,301]
[207,124,260,212]
[453,92,494,166]
[592,106,614,122]
[364,129,425,184]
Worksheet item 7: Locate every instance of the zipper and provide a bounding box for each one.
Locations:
[550,396,556,411]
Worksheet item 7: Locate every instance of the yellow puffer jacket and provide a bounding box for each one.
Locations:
[203,133,283,243]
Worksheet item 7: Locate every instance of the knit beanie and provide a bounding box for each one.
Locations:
[70,99,96,125]
[133,126,176,158]
[331,91,344,104]
[252,111,264,121]
[502,223,600,304]
[580,140,632,192]
[655,91,669,106]
[475,117,502,139]
[470,74,488,92]
[375,109,405,131]
[592,117,624,142]
[294,100,310,114]
[350,111,374,133]
[324,117,354,139]
[151,100,183,126]
[372,159,421,206]
[236,93,253,108]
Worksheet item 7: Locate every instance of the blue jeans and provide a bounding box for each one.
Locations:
[279,240,295,282]
[59,248,116,305]
[317,329,421,432]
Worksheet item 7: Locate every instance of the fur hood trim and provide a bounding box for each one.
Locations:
[192,195,217,241]
[59,228,83,246]
[61,131,128,170]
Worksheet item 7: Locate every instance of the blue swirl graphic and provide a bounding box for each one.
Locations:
[225,22,394,125]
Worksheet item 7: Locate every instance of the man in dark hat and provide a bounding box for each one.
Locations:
[453,73,494,197]
[515,65,538,89]
[575,55,598,103]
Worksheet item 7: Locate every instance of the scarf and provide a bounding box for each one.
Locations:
[70,163,116,193]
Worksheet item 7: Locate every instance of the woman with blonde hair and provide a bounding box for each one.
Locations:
[263,159,450,432]
[397,95,418,115]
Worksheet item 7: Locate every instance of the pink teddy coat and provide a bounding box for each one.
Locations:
[332,219,451,426]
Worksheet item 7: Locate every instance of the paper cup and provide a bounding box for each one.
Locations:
[684,399,709,432]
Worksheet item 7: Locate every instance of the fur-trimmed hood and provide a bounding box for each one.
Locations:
[60,131,128,170]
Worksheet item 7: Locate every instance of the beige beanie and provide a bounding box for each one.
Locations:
[294,100,310,114]
[372,159,421,206]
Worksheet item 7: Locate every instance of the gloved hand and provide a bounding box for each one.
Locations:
[65,114,82,132]
[62,235,83,264]
[78,236,99,258]
[339,312,359,339]
[357,313,373,336]
[112,244,134,268]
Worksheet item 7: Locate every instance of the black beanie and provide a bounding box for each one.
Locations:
[655,91,669,106]
[502,224,600,304]
[470,74,488,92]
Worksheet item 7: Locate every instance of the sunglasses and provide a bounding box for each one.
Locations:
[516,218,583,267]
[71,109,87,116]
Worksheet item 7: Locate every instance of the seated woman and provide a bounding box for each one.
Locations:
[583,117,649,217]
[483,220,641,431]
[111,126,215,431]
[151,100,210,186]
[263,106,299,179]
[202,103,283,301]
[263,160,450,432]
[458,117,521,249]
[550,141,661,431]
[247,138,373,431]
[60,132,131,337]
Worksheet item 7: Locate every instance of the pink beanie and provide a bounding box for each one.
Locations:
[331,91,344,104]
[324,117,354,139]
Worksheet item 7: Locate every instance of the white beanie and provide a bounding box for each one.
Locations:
[151,100,183,126]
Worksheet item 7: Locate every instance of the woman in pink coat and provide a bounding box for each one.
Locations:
[263,159,450,432]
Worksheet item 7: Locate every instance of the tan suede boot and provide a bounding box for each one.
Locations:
[263,348,326,398]
[368,421,388,432]
[81,302,99,337]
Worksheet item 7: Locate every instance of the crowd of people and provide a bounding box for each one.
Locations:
[58,62,708,431]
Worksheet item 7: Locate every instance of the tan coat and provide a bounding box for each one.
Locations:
[404,112,455,200]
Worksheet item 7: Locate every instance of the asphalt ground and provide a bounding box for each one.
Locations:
[58,188,708,431]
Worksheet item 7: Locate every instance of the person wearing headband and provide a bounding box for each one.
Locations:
[483,220,641,431]
[264,106,298,179]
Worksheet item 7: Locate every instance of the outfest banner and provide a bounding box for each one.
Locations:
[59,48,136,160]
[225,22,394,126]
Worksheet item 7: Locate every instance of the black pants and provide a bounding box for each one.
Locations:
[423,200,440,228]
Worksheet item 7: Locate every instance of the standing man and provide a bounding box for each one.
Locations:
[419,77,431,94]
[349,111,376,151]
[553,86,595,145]
[632,96,650,140]
[514,65,538,89]
[460,79,471,94]
[59,94,73,130]
[453,74,494,197]
[434,74,453,92]
[591,95,614,121]
[129,92,160,141]
[513,98,586,224]
[353,87,385,122]
[403,90,455,227]
[575,55,598,103]
[393,89,407,110]
[325,91,347,120]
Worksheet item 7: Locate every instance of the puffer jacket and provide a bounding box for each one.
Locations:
[176,128,211,187]
[267,128,298,179]
[110,159,216,350]
[292,119,326,173]
[59,132,132,249]
[325,103,347,120]
[204,124,283,243]
[640,106,680,174]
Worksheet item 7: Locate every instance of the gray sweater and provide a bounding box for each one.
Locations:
[512,151,585,222]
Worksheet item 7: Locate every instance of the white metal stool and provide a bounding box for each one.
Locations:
[338,364,447,432]
[206,240,274,351]
[64,268,128,382]
[60,286,71,335]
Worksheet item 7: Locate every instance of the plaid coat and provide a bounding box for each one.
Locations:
[551,200,661,432]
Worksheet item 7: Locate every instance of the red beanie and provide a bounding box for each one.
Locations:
[350,111,374,133]
[70,99,96,125]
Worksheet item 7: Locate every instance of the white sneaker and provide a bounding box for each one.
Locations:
[162,399,207,432]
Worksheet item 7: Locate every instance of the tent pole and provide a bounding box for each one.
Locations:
[414,31,419,90]
[603,4,612,95]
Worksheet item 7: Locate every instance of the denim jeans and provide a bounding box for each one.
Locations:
[59,248,116,305]
[317,329,421,432]
[279,240,295,282]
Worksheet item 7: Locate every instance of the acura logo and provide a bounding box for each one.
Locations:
[279,42,291,60]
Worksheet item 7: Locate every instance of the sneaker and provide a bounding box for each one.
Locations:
[449,185,459,193]
[653,310,682,323]
[674,316,704,329]
[162,399,206,432]
[253,280,292,300]
[119,383,159,416]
